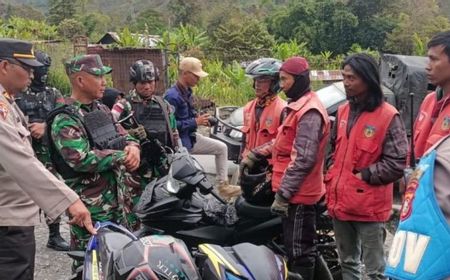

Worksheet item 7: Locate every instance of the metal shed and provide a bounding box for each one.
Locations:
[88,46,169,95]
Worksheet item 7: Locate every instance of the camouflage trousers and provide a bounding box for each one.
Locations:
[70,168,143,269]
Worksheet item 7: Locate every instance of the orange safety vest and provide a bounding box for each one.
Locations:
[325,102,398,222]
[271,92,330,205]
[413,91,450,159]
[241,96,286,161]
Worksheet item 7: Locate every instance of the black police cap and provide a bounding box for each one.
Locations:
[0,38,43,67]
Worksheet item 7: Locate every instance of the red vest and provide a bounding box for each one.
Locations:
[325,102,398,222]
[241,96,286,161]
[271,92,330,205]
[413,92,450,159]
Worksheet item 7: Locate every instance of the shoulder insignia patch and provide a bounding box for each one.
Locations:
[363,125,376,138]
[400,165,428,221]
[441,116,450,131]
[0,102,9,120]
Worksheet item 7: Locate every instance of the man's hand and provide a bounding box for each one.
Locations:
[271,193,289,217]
[67,199,97,235]
[124,145,140,172]
[128,125,147,141]
[196,113,210,126]
[28,122,46,139]
[239,151,261,174]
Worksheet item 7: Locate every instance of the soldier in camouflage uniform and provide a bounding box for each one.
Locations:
[47,54,142,258]
[15,50,70,251]
[111,59,179,180]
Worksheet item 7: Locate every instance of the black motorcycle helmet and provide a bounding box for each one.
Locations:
[245,58,282,94]
[31,50,51,91]
[240,157,274,206]
[129,59,160,84]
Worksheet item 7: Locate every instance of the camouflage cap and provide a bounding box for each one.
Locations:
[65,54,112,76]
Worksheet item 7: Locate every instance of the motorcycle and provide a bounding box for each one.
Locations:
[134,150,341,280]
[68,222,294,280]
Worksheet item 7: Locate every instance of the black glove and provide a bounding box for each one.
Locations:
[128,125,147,141]
[271,193,289,217]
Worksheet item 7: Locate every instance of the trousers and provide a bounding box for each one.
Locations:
[0,226,35,280]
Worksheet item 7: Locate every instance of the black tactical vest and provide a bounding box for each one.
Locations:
[131,97,171,147]
[16,88,58,123]
[47,102,126,179]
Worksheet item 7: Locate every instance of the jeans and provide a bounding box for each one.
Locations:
[333,219,386,280]
[0,226,35,280]
[190,133,228,182]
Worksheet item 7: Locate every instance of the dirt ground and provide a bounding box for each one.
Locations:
[34,215,72,280]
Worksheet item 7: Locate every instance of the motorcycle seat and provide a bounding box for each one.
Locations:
[235,196,275,219]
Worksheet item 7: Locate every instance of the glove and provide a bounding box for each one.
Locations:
[128,125,147,141]
[239,151,261,174]
[271,193,289,217]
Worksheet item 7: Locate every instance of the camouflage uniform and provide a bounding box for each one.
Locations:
[49,55,143,254]
[112,89,179,180]
[16,87,64,175]
[50,98,142,251]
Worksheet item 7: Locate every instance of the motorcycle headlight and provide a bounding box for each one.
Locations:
[229,129,243,140]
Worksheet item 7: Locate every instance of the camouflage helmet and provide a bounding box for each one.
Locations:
[31,50,51,88]
[129,59,160,83]
[245,58,281,93]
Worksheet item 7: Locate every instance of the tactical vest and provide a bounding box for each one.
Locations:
[130,96,173,148]
[16,88,58,123]
[241,96,286,163]
[413,91,450,159]
[385,138,450,280]
[325,102,397,222]
[271,91,330,205]
[47,102,126,179]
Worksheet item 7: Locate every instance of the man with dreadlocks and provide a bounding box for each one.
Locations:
[325,53,408,280]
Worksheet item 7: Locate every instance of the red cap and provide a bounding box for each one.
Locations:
[280,56,309,75]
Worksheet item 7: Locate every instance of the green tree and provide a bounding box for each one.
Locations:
[210,17,275,63]
[267,0,358,54]
[384,0,450,54]
[78,12,111,39]
[167,0,202,26]
[57,18,86,40]
[131,8,166,34]
[47,0,77,25]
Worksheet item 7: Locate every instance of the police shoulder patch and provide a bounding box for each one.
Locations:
[0,101,9,120]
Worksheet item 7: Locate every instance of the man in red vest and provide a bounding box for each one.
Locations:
[242,56,331,280]
[325,53,408,280]
[240,58,286,162]
[412,31,450,160]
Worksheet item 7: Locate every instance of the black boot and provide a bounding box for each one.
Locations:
[291,263,315,280]
[47,223,70,251]
[314,255,334,280]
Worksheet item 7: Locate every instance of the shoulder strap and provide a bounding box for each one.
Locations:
[153,95,175,147]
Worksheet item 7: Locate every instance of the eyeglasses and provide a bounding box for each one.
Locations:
[1,58,34,74]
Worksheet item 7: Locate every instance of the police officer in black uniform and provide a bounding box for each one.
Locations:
[15,50,70,251]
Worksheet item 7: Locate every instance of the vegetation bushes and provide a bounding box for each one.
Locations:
[2,0,450,105]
